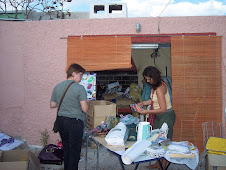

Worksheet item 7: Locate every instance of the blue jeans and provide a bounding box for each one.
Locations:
[58,116,84,170]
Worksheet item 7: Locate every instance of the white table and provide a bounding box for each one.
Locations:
[85,135,196,170]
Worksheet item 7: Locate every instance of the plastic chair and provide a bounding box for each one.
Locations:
[202,121,223,147]
[203,121,225,170]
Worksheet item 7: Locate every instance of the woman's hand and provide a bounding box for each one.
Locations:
[137,101,144,107]
[50,101,58,108]
[137,109,149,115]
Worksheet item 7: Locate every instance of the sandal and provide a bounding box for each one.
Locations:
[151,162,161,169]
[145,165,161,170]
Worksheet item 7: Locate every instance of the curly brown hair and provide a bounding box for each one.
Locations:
[143,66,162,90]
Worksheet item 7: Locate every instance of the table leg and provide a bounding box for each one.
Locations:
[85,135,89,170]
[116,156,142,170]
[165,161,171,170]
[158,159,163,170]
[96,143,99,170]
[88,137,100,170]
[134,163,140,170]
[117,156,126,170]
[157,158,170,170]
[213,166,217,170]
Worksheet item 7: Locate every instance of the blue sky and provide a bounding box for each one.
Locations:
[63,0,226,17]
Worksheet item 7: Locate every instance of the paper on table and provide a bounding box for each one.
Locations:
[121,133,159,165]
[121,140,151,165]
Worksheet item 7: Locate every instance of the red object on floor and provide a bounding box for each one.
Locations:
[57,141,63,148]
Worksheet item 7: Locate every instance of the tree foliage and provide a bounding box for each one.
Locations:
[0,0,71,20]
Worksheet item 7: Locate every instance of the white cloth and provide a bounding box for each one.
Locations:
[164,141,199,170]
[167,142,190,154]
[0,132,23,151]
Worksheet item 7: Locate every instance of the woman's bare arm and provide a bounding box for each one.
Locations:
[80,100,89,113]
[137,85,167,115]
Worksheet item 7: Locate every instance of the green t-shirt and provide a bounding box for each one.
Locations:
[51,80,87,121]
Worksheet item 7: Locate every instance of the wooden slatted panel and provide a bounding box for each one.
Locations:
[67,36,131,71]
[171,36,222,153]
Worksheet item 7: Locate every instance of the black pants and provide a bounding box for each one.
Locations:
[58,116,84,170]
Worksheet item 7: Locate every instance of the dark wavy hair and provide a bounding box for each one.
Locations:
[66,63,86,78]
[143,66,162,90]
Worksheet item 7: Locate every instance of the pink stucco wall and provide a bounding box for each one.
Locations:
[0,16,226,145]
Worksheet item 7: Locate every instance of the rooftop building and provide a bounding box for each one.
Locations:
[90,3,128,19]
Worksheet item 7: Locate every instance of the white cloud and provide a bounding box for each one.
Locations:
[115,0,226,17]
[156,0,226,17]
[121,0,174,17]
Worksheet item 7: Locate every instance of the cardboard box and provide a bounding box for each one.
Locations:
[102,93,118,101]
[86,100,116,129]
[0,150,40,170]
[207,154,226,170]
[86,115,107,129]
[116,98,134,107]
[87,100,116,117]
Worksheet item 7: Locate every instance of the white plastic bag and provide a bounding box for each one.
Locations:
[106,82,122,93]
[150,122,169,139]
[167,141,190,154]
[105,122,128,146]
